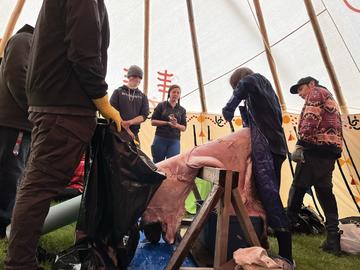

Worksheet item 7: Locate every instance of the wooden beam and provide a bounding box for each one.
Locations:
[213,171,232,268]
[198,167,225,185]
[185,0,207,113]
[231,189,261,247]
[143,0,150,95]
[165,185,223,270]
[0,0,26,57]
[304,0,349,115]
[253,0,287,112]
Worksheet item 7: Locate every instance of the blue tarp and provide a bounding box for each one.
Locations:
[128,232,196,269]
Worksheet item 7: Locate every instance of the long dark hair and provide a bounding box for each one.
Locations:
[167,84,181,105]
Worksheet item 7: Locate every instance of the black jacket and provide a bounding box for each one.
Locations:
[0,25,34,131]
[223,73,287,156]
[26,0,109,111]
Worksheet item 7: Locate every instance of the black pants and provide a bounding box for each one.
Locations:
[0,126,31,227]
[287,153,339,232]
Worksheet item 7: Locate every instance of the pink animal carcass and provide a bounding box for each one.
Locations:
[142,128,266,244]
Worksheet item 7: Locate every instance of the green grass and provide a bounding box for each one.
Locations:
[1,228,360,269]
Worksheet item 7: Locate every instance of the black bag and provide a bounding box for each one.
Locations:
[288,206,325,235]
[54,121,166,269]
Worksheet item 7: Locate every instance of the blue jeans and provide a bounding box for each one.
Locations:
[151,135,180,163]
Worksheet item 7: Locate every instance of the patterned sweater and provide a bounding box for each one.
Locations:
[297,86,342,158]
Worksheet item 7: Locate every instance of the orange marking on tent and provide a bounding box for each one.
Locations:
[197,114,205,123]
[339,158,345,166]
[351,177,357,185]
[283,115,291,124]
[288,133,295,141]
[355,196,360,203]
[199,130,205,137]
[234,118,243,126]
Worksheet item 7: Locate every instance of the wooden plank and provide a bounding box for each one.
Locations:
[213,171,232,267]
[165,185,223,270]
[198,167,225,185]
[231,189,261,247]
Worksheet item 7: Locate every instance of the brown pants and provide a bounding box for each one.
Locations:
[5,112,96,270]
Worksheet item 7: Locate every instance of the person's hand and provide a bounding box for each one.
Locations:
[222,107,234,122]
[125,128,135,140]
[122,120,132,130]
[168,121,178,129]
[291,146,305,163]
[92,95,122,132]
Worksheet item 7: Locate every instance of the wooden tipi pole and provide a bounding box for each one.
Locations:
[253,0,287,112]
[304,0,349,115]
[186,0,207,113]
[0,0,26,57]
[143,0,150,95]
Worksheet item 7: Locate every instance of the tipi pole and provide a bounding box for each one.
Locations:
[0,0,26,57]
[304,0,349,115]
[253,0,287,112]
[186,0,207,113]
[143,0,150,95]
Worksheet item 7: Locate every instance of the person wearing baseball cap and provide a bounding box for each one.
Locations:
[110,65,149,146]
[287,76,343,255]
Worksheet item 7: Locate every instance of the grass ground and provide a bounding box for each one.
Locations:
[1,225,360,269]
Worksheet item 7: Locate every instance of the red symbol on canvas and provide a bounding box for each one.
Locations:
[123,68,129,84]
[157,70,174,101]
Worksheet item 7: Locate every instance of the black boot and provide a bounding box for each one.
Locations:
[321,231,341,255]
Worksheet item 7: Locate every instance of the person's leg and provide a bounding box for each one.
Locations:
[313,158,340,254]
[5,113,96,270]
[151,136,167,163]
[166,139,180,159]
[0,127,31,236]
[286,155,313,227]
[271,154,293,263]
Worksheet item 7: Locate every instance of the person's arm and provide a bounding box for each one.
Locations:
[151,102,169,126]
[222,80,251,122]
[3,33,31,113]
[65,0,108,100]
[92,94,122,131]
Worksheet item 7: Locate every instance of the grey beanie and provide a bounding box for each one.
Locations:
[127,65,143,79]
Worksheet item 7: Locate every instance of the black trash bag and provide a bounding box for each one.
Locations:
[55,121,165,269]
[287,206,325,235]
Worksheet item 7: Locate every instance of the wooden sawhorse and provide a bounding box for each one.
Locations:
[165,167,261,270]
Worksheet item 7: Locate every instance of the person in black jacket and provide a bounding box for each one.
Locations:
[110,65,149,146]
[5,1,121,269]
[222,67,294,268]
[151,84,187,163]
[0,24,33,239]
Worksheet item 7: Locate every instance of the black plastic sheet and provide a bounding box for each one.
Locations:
[53,121,165,269]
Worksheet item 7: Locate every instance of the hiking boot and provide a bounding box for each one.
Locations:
[321,231,342,255]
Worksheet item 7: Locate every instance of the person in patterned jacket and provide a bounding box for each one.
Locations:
[287,76,343,255]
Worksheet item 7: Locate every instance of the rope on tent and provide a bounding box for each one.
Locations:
[181,9,327,102]
[320,0,360,73]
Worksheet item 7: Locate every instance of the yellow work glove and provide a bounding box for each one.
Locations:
[92,94,122,132]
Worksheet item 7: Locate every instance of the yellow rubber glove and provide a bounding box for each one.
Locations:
[92,94,122,132]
